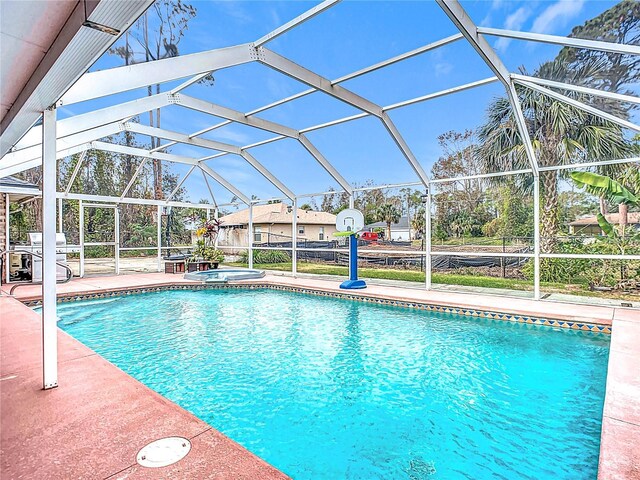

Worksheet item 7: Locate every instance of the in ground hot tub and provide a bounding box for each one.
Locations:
[183,268,265,283]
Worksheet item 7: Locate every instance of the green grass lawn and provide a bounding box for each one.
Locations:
[227,261,576,292]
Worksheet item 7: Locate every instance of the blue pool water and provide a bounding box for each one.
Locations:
[56,289,609,479]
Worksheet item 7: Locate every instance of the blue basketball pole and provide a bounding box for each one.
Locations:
[340,234,367,289]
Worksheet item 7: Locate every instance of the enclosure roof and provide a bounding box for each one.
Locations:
[0,0,638,208]
[219,203,336,226]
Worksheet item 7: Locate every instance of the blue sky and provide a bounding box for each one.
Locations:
[67,0,625,205]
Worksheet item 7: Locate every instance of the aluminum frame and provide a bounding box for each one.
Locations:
[1,0,638,312]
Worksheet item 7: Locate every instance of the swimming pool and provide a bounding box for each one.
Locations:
[57,288,609,479]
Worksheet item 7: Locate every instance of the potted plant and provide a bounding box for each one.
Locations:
[201,245,224,269]
[189,219,224,270]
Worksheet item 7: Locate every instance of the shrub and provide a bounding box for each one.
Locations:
[240,250,291,264]
[522,238,590,283]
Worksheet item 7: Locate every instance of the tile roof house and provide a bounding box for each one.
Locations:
[569,212,640,235]
[218,203,337,246]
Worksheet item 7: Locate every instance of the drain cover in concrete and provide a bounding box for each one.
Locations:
[136,437,191,468]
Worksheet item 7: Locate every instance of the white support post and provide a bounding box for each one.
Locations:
[57,198,62,232]
[114,207,120,275]
[248,203,254,269]
[292,198,298,276]
[533,176,541,300]
[42,107,58,390]
[5,193,10,284]
[425,189,432,290]
[214,208,219,249]
[79,199,84,278]
[157,205,162,272]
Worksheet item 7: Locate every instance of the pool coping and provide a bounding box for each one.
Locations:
[19,278,616,334]
[4,273,639,479]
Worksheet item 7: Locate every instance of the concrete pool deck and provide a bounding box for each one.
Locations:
[1,272,638,479]
[0,294,289,480]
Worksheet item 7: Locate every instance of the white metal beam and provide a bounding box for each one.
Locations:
[60,44,254,106]
[380,113,430,186]
[156,205,162,272]
[507,82,539,177]
[14,94,169,151]
[292,198,298,275]
[511,74,640,106]
[64,149,88,194]
[199,163,250,204]
[125,122,238,154]
[160,33,464,149]
[166,165,196,202]
[257,47,383,116]
[436,0,510,84]
[298,134,353,194]
[2,122,124,176]
[436,0,539,176]
[384,77,498,111]
[177,94,299,138]
[1,143,90,178]
[92,141,200,166]
[200,167,218,207]
[124,122,295,198]
[120,159,148,200]
[333,34,464,84]
[253,0,340,47]
[64,191,213,209]
[238,151,296,200]
[42,107,58,389]
[170,72,212,95]
[539,157,639,172]
[478,27,640,56]
[91,141,250,204]
[515,80,640,133]
[257,47,428,185]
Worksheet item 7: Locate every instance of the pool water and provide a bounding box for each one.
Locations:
[56,289,609,479]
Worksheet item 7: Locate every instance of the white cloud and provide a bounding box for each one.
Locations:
[531,0,585,34]
[218,2,252,24]
[494,6,532,52]
[434,62,453,77]
[208,129,251,144]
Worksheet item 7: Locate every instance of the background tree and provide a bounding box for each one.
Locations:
[477,59,634,253]
[109,0,206,200]
[556,0,640,118]
[431,130,485,210]
[376,203,401,240]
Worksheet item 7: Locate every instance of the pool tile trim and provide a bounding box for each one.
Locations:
[22,283,612,334]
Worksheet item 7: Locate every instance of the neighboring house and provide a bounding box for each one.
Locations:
[218,203,337,247]
[364,216,413,241]
[569,212,640,235]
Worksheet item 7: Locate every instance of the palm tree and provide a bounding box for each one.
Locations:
[376,203,401,240]
[411,207,426,240]
[477,59,634,253]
